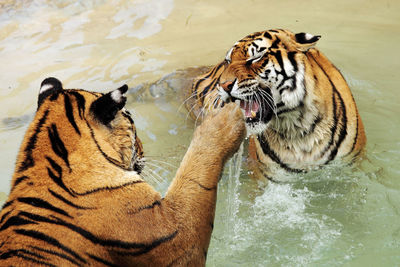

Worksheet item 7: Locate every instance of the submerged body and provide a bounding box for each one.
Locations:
[187,29,366,181]
[0,78,245,266]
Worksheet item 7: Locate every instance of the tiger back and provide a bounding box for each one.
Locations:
[187,29,366,181]
[0,78,246,266]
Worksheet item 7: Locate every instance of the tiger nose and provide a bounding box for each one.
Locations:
[220,80,234,92]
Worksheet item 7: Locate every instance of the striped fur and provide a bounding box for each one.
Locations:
[186,29,366,181]
[0,78,245,266]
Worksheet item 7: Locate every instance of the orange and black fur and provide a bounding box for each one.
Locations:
[0,78,245,266]
[186,29,366,181]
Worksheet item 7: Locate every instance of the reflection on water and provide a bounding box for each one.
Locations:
[1,0,400,266]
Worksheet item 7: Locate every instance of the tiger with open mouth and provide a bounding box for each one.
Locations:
[186,29,366,181]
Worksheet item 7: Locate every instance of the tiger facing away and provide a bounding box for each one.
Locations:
[0,78,246,266]
[187,29,366,181]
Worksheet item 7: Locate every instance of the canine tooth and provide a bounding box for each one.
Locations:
[251,110,256,117]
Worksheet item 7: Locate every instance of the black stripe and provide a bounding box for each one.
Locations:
[308,115,322,134]
[18,109,49,172]
[309,53,348,163]
[270,38,280,49]
[85,121,132,171]
[14,228,87,264]
[134,200,161,214]
[48,124,70,170]
[14,248,46,260]
[274,50,285,76]
[276,102,285,108]
[0,214,38,231]
[18,254,56,267]
[263,31,272,39]
[191,180,216,191]
[69,91,86,119]
[193,62,224,97]
[50,91,61,101]
[260,57,270,69]
[87,254,119,267]
[12,175,29,189]
[112,231,179,256]
[18,211,178,252]
[351,149,362,164]
[17,197,72,218]
[1,200,13,210]
[287,51,298,72]
[265,175,282,184]
[64,94,81,135]
[71,179,144,196]
[0,249,56,267]
[0,210,11,224]
[199,78,218,101]
[348,111,359,155]
[277,101,304,115]
[277,107,297,116]
[30,246,82,267]
[326,91,347,162]
[308,54,338,159]
[321,90,338,157]
[48,189,93,210]
[46,156,75,197]
[277,77,292,94]
[257,135,303,173]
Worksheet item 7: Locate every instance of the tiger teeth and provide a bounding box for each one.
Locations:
[251,111,256,117]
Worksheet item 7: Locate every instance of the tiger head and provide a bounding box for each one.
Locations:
[22,77,144,176]
[216,29,321,134]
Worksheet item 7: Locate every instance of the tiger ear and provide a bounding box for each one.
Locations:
[294,32,321,52]
[38,77,63,108]
[90,84,128,125]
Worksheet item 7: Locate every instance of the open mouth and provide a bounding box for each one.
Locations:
[230,95,273,125]
[240,100,260,120]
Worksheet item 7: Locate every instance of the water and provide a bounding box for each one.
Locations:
[1,0,400,266]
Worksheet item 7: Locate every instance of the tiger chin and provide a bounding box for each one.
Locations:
[187,29,366,182]
[0,78,246,266]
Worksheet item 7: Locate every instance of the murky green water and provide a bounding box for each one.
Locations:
[1,0,400,266]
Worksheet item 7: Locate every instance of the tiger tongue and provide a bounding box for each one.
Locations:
[240,100,259,118]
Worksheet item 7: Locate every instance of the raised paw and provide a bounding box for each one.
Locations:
[193,103,246,159]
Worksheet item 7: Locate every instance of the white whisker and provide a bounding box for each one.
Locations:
[178,91,198,114]
[145,161,170,174]
[141,169,163,185]
[142,166,166,183]
[145,158,177,170]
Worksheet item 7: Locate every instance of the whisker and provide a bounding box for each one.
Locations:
[145,161,171,174]
[144,155,180,160]
[142,166,166,183]
[258,89,279,128]
[141,169,163,185]
[145,158,178,170]
[178,91,198,114]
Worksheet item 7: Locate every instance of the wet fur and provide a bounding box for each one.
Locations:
[0,79,245,266]
[186,29,366,181]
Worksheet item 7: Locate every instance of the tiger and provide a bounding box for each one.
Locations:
[0,77,246,266]
[186,29,366,181]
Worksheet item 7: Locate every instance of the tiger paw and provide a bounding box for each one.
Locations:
[193,102,246,160]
